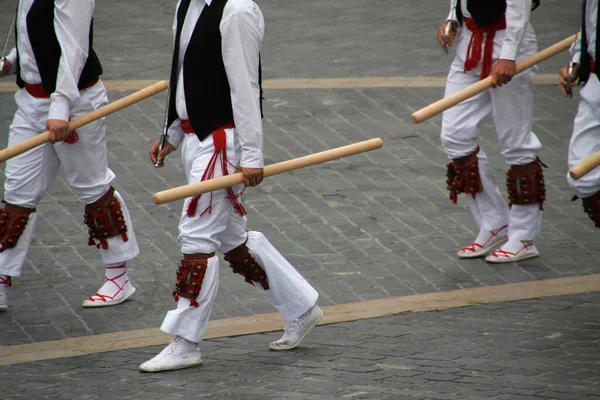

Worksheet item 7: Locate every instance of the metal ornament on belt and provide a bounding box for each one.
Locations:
[0,12,16,73]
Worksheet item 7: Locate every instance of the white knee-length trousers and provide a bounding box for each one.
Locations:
[567,73,600,198]
[161,128,319,343]
[0,82,139,277]
[440,25,543,241]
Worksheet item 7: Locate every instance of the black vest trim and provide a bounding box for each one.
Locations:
[167,0,263,143]
[578,0,600,83]
[455,0,540,28]
[16,0,102,94]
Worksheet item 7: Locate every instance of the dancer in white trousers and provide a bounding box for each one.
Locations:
[437,0,545,263]
[561,0,600,228]
[0,0,139,310]
[140,0,321,373]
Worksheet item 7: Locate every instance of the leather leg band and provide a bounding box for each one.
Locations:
[446,147,483,204]
[582,191,600,228]
[173,252,215,308]
[224,243,270,290]
[84,187,129,250]
[506,157,547,210]
[0,201,36,253]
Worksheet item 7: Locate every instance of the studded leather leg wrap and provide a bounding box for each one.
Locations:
[446,147,483,204]
[84,187,129,250]
[581,191,600,228]
[506,158,547,210]
[0,202,36,253]
[173,253,214,308]
[224,243,270,290]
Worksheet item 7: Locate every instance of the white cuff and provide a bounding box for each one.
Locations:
[48,99,70,122]
[571,51,581,65]
[499,43,518,61]
[165,120,184,149]
[6,48,17,74]
[240,151,264,169]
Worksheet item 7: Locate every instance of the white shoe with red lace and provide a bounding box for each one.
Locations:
[82,264,136,308]
[0,275,10,310]
[457,225,508,259]
[485,239,539,263]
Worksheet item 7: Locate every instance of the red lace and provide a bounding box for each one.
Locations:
[463,16,507,80]
[489,241,534,259]
[460,225,507,253]
[85,265,128,303]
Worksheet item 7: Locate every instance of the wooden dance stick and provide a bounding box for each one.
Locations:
[153,138,384,205]
[411,34,579,124]
[569,151,600,180]
[0,80,169,163]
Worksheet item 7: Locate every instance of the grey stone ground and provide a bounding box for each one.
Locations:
[0,0,598,398]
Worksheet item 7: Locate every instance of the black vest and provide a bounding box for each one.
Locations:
[578,0,600,83]
[455,0,540,28]
[15,0,102,94]
[167,0,264,143]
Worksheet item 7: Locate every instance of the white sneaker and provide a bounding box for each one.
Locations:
[82,276,136,308]
[139,336,203,373]
[485,239,539,263]
[269,305,323,351]
[457,225,508,259]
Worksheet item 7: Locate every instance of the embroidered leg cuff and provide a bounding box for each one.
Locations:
[446,147,483,204]
[506,158,547,210]
[0,202,36,253]
[224,243,269,290]
[582,191,600,228]
[173,253,214,308]
[84,187,129,250]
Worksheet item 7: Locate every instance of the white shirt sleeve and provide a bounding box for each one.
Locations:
[500,0,532,61]
[166,119,184,149]
[447,0,459,23]
[5,47,17,74]
[49,0,95,122]
[220,2,264,169]
[570,33,582,64]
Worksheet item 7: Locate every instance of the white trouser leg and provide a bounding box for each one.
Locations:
[472,149,510,231]
[566,75,600,198]
[490,66,542,241]
[244,231,319,323]
[441,59,508,232]
[161,256,220,343]
[55,82,139,263]
[0,213,37,277]
[0,91,61,277]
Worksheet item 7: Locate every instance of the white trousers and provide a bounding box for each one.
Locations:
[161,129,319,343]
[440,25,543,241]
[0,82,139,277]
[567,74,600,198]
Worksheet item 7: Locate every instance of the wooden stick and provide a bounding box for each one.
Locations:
[0,80,169,163]
[411,34,579,124]
[153,138,384,205]
[569,150,600,180]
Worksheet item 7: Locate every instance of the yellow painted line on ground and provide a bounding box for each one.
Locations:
[1,274,599,367]
[0,74,560,93]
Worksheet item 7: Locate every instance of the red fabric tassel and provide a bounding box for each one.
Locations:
[463,16,507,80]
[186,128,247,218]
[64,130,79,144]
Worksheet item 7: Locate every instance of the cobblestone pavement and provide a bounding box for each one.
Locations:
[2,293,600,399]
[0,0,599,398]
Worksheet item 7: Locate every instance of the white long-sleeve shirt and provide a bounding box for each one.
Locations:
[447,0,532,61]
[6,0,95,122]
[167,0,265,169]
[570,0,598,63]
